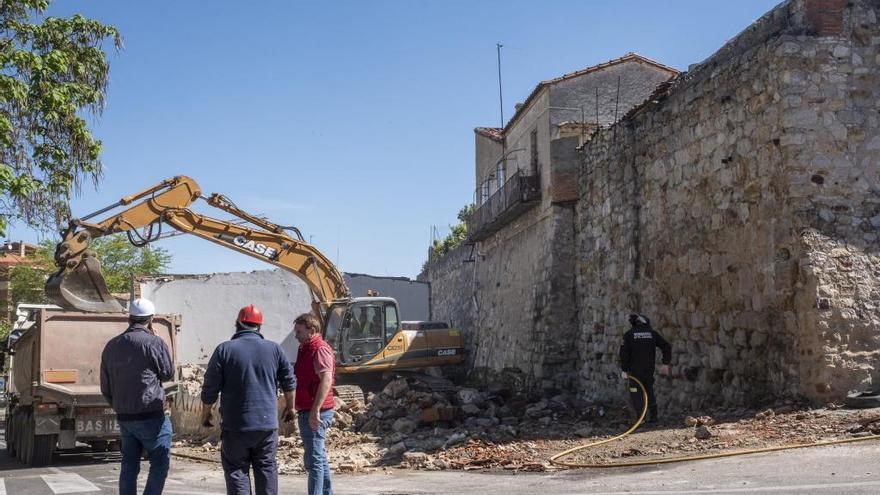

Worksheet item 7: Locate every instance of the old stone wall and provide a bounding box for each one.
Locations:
[576,0,880,411]
[419,204,579,394]
[417,244,477,350]
[781,0,880,400]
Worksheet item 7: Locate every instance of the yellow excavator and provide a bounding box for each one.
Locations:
[44,176,466,380]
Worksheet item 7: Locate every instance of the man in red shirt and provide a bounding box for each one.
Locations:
[293,313,335,495]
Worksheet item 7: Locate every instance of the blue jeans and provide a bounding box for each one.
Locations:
[298,410,334,495]
[119,415,172,495]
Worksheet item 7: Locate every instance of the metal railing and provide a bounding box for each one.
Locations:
[467,170,540,242]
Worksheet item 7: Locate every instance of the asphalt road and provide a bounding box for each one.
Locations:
[1,421,879,494]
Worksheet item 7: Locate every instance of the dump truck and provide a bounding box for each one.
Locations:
[3,306,179,466]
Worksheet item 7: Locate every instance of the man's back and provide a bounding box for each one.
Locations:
[620,326,671,376]
[201,330,295,432]
[100,325,173,419]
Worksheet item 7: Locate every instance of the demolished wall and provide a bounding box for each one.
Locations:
[576,0,880,410]
[140,269,432,364]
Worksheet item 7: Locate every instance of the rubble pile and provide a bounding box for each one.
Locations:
[293,376,608,472]
[178,364,206,395]
[172,372,880,472]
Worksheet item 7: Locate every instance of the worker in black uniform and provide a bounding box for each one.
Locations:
[619,313,672,425]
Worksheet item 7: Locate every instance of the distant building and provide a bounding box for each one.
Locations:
[0,241,39,322]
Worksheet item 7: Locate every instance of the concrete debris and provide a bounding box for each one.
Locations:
[685,415,715,427]
[694,425,713,440]
[171,372,880,472]
[179,364,206,395]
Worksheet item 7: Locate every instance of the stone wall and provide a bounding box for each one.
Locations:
[576,0,880,411]
[419,204,579,394]
[421,0,878,408]
[417,244,477,356]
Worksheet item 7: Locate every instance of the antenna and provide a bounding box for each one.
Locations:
[496,43,504,129]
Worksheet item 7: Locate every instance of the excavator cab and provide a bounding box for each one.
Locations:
[324,298,400,365]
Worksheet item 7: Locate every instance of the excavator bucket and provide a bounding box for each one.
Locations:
[44,256,124,313]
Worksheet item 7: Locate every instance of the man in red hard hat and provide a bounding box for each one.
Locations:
[200,305,296,495]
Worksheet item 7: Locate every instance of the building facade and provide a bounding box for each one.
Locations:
[423,0,880,410]
[423,55,677,394]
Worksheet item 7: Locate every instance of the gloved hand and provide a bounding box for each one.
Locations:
[201,410,214,428]
[621,371,629,380]
[660,364,671,376]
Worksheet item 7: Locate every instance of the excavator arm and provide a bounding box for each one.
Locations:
[45,175,350,313]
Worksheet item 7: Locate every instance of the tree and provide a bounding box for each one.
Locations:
[9,235,171,309]
[0,1,121,237]
[422,203,474,272]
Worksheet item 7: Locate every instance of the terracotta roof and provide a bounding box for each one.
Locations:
[501,52,679,134]
[0,254,34,267]
[473,127,504,142]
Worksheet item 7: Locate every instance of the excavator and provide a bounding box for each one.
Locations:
[43,176,466,386]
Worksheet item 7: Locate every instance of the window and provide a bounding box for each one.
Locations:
[480,180,490,204]
[496,162,506,189]
[384,304,399,343]
[530,129,539,175]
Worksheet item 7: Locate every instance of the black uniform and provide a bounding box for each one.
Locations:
[619,315,672,422]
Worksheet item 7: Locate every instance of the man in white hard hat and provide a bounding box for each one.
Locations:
[100,298,174,495]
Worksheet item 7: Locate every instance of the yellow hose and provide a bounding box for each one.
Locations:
[549,374,880,468]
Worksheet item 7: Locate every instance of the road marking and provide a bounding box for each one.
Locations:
[573,478,880,494]
[161,490,227,495]
[0,478,6,495]
[40,473,101,494]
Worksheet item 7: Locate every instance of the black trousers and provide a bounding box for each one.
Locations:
[220,429,278,495]
[627,373,657,420]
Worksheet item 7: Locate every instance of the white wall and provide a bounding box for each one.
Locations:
[139,270,431,364]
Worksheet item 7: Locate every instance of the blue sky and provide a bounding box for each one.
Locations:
[9,0,781,278]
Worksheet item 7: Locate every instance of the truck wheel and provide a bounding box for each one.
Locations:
[30,435,56,467]
[89,440,109,452]
[5,412,16,457]
[15,413,26,464]
[19,414,33,465]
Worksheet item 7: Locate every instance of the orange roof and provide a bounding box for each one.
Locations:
[474,127,504,142]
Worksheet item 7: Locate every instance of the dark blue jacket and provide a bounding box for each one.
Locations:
[201,330,296,432]
[100,324,174,420]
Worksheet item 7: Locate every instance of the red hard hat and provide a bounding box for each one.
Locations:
[237,304,263,325]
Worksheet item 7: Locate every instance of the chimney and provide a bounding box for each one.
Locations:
[19,240,25,257]
[514,103,523,112]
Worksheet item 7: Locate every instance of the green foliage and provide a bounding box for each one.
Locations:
[0,319,9,344]
[87,235,171,294]
[9,235,170,308]
[422,203,474,272]
[0,1,121,236]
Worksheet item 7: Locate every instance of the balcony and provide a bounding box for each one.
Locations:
[467,170,541,242]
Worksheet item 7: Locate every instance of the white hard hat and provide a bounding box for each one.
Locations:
[129,298,155,317]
